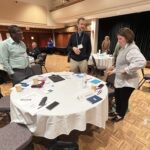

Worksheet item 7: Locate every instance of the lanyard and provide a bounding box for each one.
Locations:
[76,32,85,46]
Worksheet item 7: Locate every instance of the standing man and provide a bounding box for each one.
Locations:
[67,17,91,73]
[0,25,33,85]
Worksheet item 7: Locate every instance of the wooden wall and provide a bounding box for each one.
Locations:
[0,25,91,50]
[0,25,53,50]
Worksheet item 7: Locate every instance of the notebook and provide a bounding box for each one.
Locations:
[48,75,65,82]
[86,95,102,104]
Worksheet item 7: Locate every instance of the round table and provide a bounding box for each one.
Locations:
[88,53,114,69]
[10,72,108,139]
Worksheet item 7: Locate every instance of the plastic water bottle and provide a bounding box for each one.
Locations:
[99,49,101,54]
[82,73,87,88]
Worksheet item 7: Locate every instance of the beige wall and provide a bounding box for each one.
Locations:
[51,0,150,23]
[0,0,46,24]
[0,0,150,28]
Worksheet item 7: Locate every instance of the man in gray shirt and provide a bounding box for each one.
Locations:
[0,25,33,85]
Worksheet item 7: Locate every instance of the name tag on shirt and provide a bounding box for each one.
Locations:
[78,44,83,49]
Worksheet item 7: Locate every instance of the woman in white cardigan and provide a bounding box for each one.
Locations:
[107,27,146,122]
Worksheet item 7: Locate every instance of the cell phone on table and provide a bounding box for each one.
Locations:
[39,97,47,106]
[98,84,104,89]
[46,101,59,110]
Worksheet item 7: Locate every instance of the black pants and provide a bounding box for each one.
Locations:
[12,67,33,86]
[115,87,134,117]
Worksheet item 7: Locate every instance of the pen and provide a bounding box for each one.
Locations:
[97,90,102,95]
[20,99,31,101]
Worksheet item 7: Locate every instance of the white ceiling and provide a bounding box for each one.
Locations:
[13,0,51,8]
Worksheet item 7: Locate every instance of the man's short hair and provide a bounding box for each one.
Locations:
[8,25,21,34]
[77,17,85,24]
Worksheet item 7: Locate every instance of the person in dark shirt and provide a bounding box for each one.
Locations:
[29,42,41,60]
[47,38,54,48]
[67,17,91,73]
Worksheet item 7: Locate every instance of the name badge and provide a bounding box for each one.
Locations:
[78,44,83,49]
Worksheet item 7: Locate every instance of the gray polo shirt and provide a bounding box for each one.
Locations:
[0,37,29,74]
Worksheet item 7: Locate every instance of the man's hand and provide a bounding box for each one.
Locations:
[73,47,80,55]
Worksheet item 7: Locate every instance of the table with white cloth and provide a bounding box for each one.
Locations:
[10,72,108,139]
[88,53,114,69]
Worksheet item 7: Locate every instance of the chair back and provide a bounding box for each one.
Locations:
[37,53,47,65]
[0,88,3,98]
[49,141,79,150]
[41,53,47,65]
[92,56,97,68]
[31,64,42,75]
[106,73,115,88]
[141,68,144,77]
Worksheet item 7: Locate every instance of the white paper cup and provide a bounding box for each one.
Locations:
[15,84,22,92]
[33,78,39,85]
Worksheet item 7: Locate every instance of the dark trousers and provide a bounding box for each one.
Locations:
[12,67,33,86]
[115,87,134,117]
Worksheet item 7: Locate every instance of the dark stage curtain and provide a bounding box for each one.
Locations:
[98,11,150,60]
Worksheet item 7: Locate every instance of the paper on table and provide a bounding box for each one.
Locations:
[77,89,94,101]
[90,79,101,84]
[18,93,47,116]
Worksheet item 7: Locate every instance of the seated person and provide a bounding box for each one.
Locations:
[29,42,41,60]
[101,36,110,53]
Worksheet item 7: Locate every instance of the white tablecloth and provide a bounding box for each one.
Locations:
[88,53,114,69]
[10,72,108,139]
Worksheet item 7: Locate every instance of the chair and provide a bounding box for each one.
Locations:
[138,68,150,89]
[0,88,3,98]
[49,141,79,150]
[106,73,115,113]
[0,95,10,121]
[36,53,48,73]
[0,122,32,150]
[91,56,106,76]
[31,64,42,75]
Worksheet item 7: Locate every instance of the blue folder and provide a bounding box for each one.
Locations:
[87,95,102,104]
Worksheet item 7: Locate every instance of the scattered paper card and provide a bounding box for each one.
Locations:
[90,79,101,84]
[86,95,102,104]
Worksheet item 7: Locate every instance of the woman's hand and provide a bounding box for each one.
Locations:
[107,70,113,76]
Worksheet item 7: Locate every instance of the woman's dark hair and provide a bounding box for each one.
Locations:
[117,27,135,43]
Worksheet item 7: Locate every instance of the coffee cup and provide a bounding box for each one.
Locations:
[15,84,22,92]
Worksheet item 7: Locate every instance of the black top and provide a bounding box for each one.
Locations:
[67,32,91,61]
[29,47,41,59]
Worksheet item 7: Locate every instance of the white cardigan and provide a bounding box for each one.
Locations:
[114,42,146,89]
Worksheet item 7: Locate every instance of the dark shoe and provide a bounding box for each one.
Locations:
[111,115,124,122]
[109,112,118,117]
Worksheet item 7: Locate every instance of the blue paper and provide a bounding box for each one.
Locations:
[87,95,102,104]
[20,82,29,87]
[90,79,101,84]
